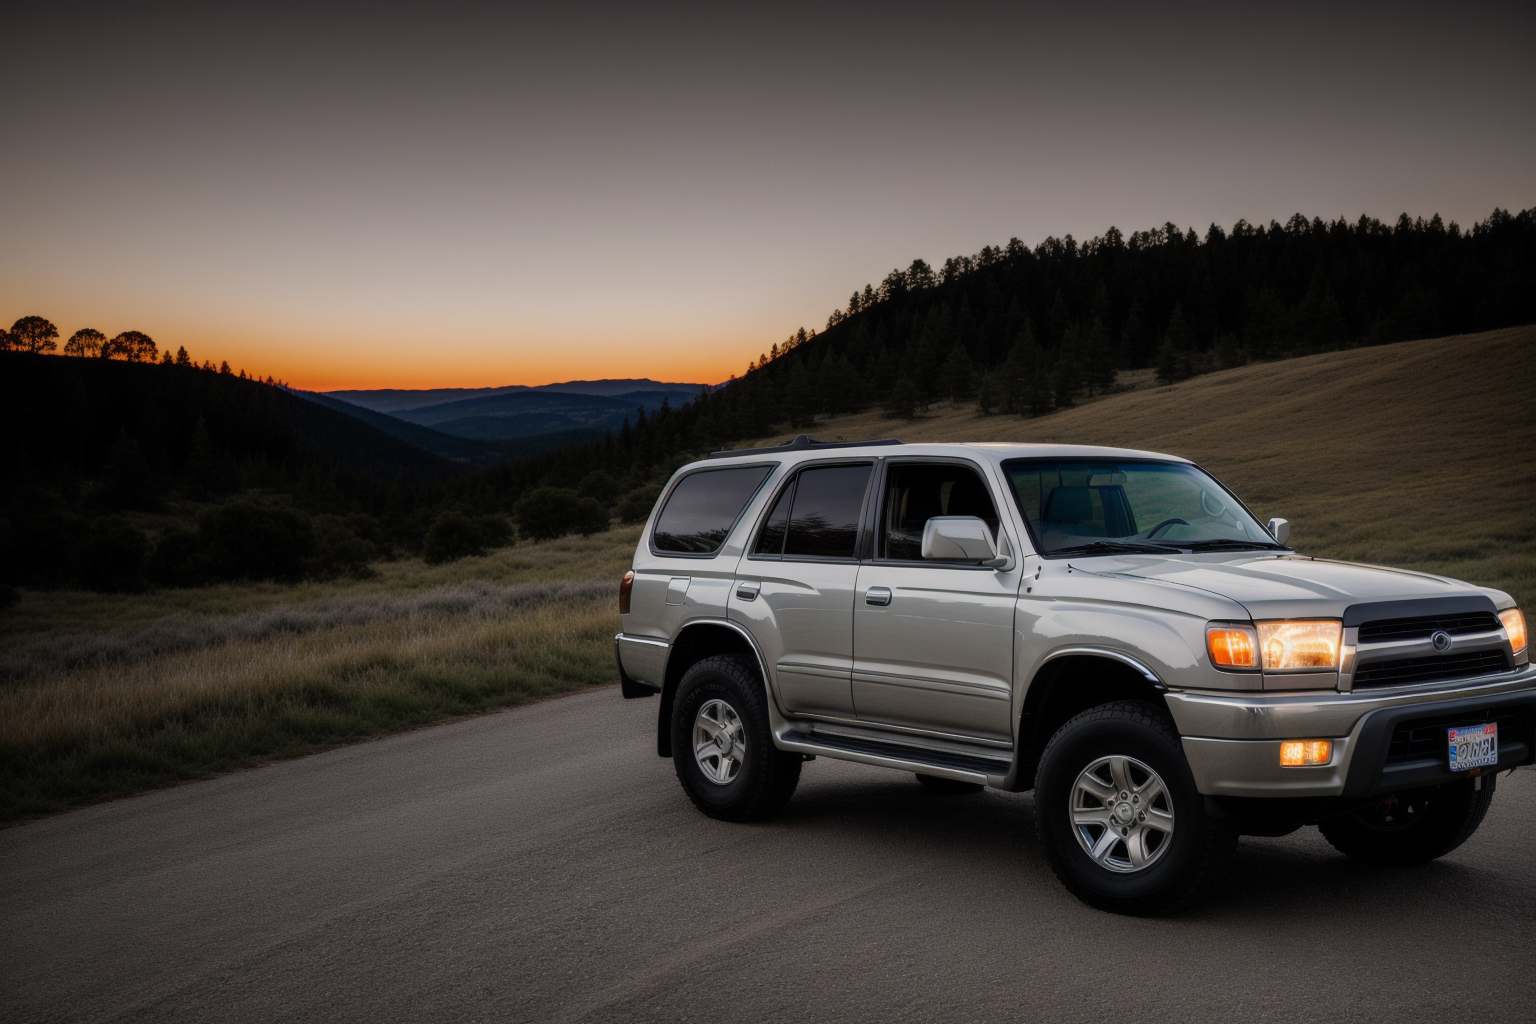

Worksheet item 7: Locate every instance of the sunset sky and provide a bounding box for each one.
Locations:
[2,3,1531,392]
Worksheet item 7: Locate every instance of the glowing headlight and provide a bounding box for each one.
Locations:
[1501,608,1527,654]
[1257,621,1342,671]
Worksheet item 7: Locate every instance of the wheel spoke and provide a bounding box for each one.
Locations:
[1089,826,1120,862]
[1108,756,1132,795]
[1076,774,1115,803]
[1144,807,1175,833]
[1136,774,1164,807]
[1073,807,1112,827]
[1125,828,1151,868]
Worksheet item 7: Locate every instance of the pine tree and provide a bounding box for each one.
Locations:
[939,344,976,404]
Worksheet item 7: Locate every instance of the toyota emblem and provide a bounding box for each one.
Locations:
[1431,630,1453,652]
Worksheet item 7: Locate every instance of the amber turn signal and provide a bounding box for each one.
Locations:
[1279,740,1332,767]
[1500,608,1527,654]
[1207,625,1259,669]
[619,570,635,615]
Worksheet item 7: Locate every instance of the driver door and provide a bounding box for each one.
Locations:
[851,460,1022,743]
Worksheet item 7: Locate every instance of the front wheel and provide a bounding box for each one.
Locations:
[1035,701,1237,916]
[671,654,802,822]
[1319,777,1495,866]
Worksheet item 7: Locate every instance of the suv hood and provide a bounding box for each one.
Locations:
[1107,553,1504,620]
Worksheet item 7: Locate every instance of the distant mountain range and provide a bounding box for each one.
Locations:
[298,378,709,465]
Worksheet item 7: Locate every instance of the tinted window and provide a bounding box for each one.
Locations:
[753,478,795,555]
[783,464,871,559]
[879,463,999,560]
[652,466,772,553]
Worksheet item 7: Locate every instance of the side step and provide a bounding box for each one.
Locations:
[780,728,1012,778]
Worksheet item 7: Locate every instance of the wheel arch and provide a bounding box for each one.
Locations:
[1016,650,1170,791]
[657,619,770,757]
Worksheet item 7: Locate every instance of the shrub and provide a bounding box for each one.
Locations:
[146,523,203,587]
[615,485,661,525]
[197,499,315,582]
[423,510,514,564]
[577,469,621,507]
[76,518,149,592]
[310,514,382,579]
[515,488,609,541]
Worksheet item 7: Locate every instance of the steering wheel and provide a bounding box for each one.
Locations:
[1146,517,1189,539]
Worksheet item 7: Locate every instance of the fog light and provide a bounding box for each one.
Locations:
[1279,740,1332,767]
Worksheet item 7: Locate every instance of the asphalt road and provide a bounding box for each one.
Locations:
[4,688,1535,1024]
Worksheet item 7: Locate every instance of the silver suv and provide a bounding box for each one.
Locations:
[615,436,1532,914]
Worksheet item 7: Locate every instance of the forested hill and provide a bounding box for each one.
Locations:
[496,206,1536,496]
[1,352,456,503]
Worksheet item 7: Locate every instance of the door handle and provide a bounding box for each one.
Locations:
[735,581,760,602]
[865,586,892,606]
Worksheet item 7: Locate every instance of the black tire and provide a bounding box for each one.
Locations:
[915,773,984,795]
[1035,701,1237,916]
[671,654,802,822]
[1319,776,1495,866]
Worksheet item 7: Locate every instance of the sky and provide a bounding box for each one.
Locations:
[2,2,1532,391]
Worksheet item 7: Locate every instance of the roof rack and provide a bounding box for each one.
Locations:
[708,434,904,459]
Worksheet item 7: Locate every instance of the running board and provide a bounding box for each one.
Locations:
[778,728,1013,785]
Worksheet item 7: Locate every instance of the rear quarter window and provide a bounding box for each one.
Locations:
[651,465,773,554]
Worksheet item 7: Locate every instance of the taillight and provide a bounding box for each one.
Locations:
[619,570,634,614]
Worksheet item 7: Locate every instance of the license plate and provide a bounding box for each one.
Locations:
[1447,723,1497,771]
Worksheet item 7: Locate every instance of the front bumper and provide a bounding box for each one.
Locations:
[1168,663,1536,798]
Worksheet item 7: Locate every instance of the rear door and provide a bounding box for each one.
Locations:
[851,459,1021,743]
[730,461,873,718]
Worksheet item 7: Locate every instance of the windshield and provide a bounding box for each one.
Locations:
[1001,458,1281,556]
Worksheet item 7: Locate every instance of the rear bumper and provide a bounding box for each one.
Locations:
[1168,663,1536,797]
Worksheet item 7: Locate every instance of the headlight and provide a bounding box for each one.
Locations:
[1501,608,1527,654]
[1257,621,1342,671]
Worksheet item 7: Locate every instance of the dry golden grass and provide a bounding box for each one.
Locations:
[0,529,640,819]
[742,325,1536,606]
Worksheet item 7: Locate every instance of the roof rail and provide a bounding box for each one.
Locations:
[708,434,904,459]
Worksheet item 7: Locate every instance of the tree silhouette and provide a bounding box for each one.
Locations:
[7,317,58,354]
[63,328,107,358]
[104,331,157,362]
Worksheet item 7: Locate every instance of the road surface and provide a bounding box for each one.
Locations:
[4,688,1534,1023]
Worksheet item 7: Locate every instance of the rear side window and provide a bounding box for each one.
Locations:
[766,463,871,559]
[652,466,773,554]
[878,462,999,560]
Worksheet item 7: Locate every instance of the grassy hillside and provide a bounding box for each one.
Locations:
[738,325,1536,605]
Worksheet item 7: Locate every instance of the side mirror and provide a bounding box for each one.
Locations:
[1267,518,1290,545]
[922,516,1016,571]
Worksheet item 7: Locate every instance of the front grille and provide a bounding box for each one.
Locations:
[1357,611,1500,642]
[1386,705,1532,764]
[1353,649,1510,688]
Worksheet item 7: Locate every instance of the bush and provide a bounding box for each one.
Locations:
[423,510,514,564]
[615,485,661,525]
[311,514,383,579]
[147,523,203,587]
[515,487,610,541]
[577,470,621,507]
[76,518,149,592]
[197,499,316,582]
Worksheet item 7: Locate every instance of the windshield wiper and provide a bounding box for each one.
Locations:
[1179,539,1286,551]
[1050,541,1182,556]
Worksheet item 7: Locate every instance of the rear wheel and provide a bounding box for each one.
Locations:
[1035,701,1237,916]
[671,654,802,822]
[1319,777,1495,866]
[915,773,984,795]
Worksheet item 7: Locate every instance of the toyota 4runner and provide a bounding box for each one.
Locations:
[614,436,1532,914]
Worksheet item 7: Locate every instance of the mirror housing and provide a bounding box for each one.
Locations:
[1267,517,1290,545]
[922,516,1015,571]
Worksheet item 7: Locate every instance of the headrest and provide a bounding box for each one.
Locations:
[1043,486,1093,523]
